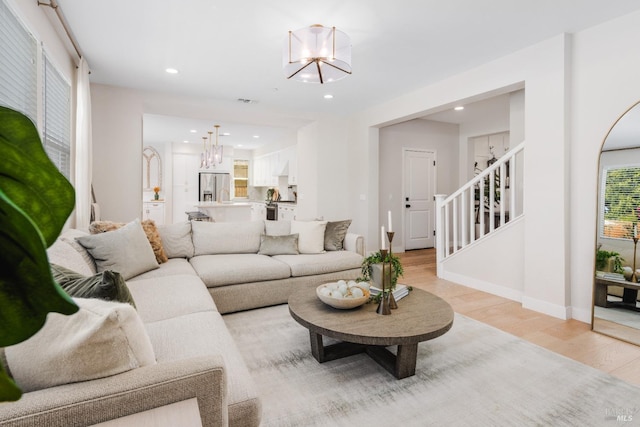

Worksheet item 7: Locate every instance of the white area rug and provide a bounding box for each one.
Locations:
[224,304,640,426]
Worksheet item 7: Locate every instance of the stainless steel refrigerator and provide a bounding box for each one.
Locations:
[199,172,231,202]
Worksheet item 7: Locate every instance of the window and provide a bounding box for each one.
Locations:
[0,0,38,121]
[601,166,640,239]
[43,54,71,179]
[234,159,249,198]
[0,0,71,179]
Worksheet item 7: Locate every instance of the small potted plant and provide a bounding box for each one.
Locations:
[595,249,623,273]
[153,186,160,200]
[360,251,405,302]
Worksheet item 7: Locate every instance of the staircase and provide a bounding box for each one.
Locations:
[435,142,525,286]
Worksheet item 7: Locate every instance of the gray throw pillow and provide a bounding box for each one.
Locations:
[51,264,136,308]
[324,220,352,251]
[76,219,159,280]
[157,221,195,258]
[258,234,299,256]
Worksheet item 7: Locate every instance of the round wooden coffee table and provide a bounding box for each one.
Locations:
[288,287,453,379]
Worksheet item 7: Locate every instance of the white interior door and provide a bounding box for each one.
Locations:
[404,149,436,250]
[172,153,200,223]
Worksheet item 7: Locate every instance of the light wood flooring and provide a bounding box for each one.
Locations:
[397,249,640,386]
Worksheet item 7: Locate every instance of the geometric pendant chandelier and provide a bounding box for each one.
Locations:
[201,124,223,169]
[283,24,352,84]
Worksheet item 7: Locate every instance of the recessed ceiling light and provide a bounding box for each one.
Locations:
[454,106,464,111]
[165,68,179,74]
[222,132,231,136]
[190,129,197,133]
[253,135,260,139]
[183,140,189,143]
[237,144,243,147]
[324,94,333,99]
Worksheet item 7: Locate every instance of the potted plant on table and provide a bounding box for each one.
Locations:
[360,251,405,302]
[0,106,78,401]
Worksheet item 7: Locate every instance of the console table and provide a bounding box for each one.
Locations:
[594,276,640,310]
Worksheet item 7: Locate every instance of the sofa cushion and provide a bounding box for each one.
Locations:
[89,220,168,264]
[291,220,328,254]
[324,219,352,251]
[77,219,159,280]
[258,234,299,256]
[190,254,291,287]
[59,229,98,274]
[51,264,136,307]
[47,238,95,276]
[5,298,156,393]
[264,220,290,236]
[273,251,364,277]
[128,258,198,281]
[192,221,264,255]
[127,274,217,322]
[157,221,194,259]
[144,311,260,427]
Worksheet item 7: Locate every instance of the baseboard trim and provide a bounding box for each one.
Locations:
[440,270,523,303]
[570,306,592,324]
[522,296,571,320]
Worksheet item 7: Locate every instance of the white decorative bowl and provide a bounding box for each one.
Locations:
[316,283,370,309]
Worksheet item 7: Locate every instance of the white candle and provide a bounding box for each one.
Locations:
[381,226,386,250]
[388,210,393,232]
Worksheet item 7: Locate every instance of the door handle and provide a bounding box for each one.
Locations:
[405,204,411,208]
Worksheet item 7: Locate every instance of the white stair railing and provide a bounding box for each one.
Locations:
[436,141,525,263]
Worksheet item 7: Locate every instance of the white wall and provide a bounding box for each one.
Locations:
[348,34,571,319]
[379,119,459,251]
[91,84,144,222]
[571,9,640,322]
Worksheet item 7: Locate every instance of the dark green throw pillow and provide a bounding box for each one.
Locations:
[51,264,136,308]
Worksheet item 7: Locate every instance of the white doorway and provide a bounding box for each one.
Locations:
[403,149,436,250]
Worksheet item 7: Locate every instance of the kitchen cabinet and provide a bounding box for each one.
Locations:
[252,153,278,187]
[278,205,297,221]
[251,202,266,221]
[252,147,297,187]
[143,201,165,225]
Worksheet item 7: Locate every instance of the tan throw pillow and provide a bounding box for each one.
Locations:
[324,220,352,251]
[5,298,156,392]
[258,234,299,256]
[77,219,159,280]
[291,220,328,254]
[90,219,168,264]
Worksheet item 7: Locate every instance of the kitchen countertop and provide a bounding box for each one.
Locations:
[194,202,252,208]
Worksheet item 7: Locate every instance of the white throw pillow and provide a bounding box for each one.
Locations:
[76,219,159,280]
[290,220,328,254]
[5,298,156,392]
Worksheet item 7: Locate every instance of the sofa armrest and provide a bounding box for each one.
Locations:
[0,355,228,427]
[344,233,364,256]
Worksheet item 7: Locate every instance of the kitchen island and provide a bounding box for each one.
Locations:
[194,202,252,222]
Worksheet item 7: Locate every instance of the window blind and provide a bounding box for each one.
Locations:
[601,166,640,239]
[0,0,37,121]
[43,54,71,180]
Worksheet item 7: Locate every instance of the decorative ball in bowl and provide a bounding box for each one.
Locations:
[316,280,371,309]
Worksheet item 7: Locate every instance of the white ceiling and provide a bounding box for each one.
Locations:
[53,0,640,148]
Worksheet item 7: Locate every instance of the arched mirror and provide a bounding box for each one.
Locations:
[593,101,640,346]
[142,146,162,191]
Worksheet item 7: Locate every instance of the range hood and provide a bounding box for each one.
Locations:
[277,160,289,176]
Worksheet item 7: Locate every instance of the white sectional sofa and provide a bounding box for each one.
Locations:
[0,219,364,427]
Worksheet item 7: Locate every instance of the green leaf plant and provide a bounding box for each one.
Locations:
[0,106,78,401]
